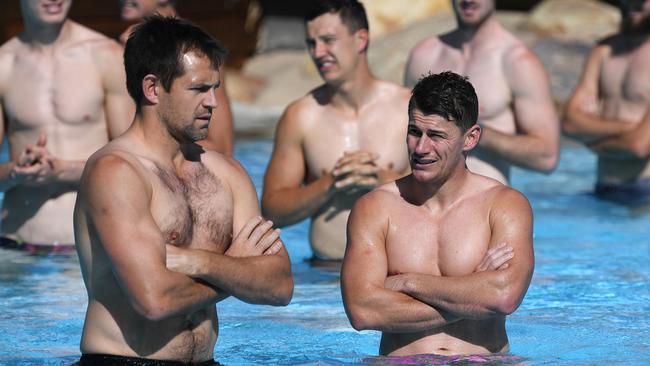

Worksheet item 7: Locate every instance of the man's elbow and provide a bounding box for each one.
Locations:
[628,140,650,159]
[133,294,175,321]
[347,309,374,331]
[261,196,292,228]
[535,153,559,174]
[269,275,294,306]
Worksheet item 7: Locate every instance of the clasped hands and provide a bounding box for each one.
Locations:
[329,150,381,195]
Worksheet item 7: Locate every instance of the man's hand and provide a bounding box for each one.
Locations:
[330,150,380,194]
[226,216,284,257]
[474,242,514,272]
[10,133,57,186]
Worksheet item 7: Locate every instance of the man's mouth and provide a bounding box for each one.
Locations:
[317,59,336,72]
[43,1,64,15]
[411,156,437,168]
[459,1,479,13]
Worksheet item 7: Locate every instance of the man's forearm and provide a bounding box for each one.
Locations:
[391,272,514,320]
[345,288,460,333]
[563,110,634,143]
[54,159,86,185]
[137,274,225,321]
[192,253,293,306]
[262,174,334,227]
[479,127,557,172]
[0,162,21,192]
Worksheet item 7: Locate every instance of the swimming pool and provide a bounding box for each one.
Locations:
[0,139,648,365]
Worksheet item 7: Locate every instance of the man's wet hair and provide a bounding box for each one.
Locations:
[408,71,479,132]
[304,0,369,34]
[124,16,227,108]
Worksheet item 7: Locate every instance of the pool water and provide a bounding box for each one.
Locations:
[0,140,648,365]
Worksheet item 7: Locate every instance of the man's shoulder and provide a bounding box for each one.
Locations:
[0,38,19,90]
[279,87,326,127]
[375,80,411,99]
[355,182,401,210]
[200,150,251,184]
[409,35,446,59]
[66,21,122,58]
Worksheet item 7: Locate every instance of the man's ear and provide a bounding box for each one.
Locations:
[355,28,369,53]
[463,124,481,151]
[142,74,160,105]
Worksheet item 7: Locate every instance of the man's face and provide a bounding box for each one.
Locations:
[306,12,364,85]
[452,0,495,27]
[119,0,158,22]
[620,0,650,32]
[20,0,72,26]
[157,52,220,143]
[407,109,471,184]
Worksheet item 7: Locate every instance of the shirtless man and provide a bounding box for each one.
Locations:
[74,17,292,364]
[404,0,559,184]
[0,0,134,253]
[262,0,410,262]
[341,72,534,356]
[564,0,650,204]
[119,0,235,156]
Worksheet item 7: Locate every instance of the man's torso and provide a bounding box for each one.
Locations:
[408,32,523,183]
[299,81,409,259]
[378,176,509,355]
[597,36,650,184]
[0,22,115,244]
[77,143,233,361]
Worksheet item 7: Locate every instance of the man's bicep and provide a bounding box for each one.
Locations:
[263,107,307,191]
[85,157,166,298]
[101,42,135,138]
[509,50,559,139]
[489,190,534,289]
[342,196,389,293]
[227,160,262,235]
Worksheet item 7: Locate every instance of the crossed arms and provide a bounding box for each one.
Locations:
[563,44,650,159]
[341,189,534,333]
[81,152,292,321]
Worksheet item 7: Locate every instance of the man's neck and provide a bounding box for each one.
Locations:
[21,19,70,46]
[131,113,185,167]
[412,166,472,211]
[455,14,501,46]
[328,62,377,112]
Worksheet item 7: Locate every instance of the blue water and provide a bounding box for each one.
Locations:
[0,140,648,365]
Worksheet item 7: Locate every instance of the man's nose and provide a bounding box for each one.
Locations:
[414,136,431,154]
[312,41,327,58]
[204,89,218,109]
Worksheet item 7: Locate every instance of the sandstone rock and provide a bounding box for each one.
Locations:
[527,0,620,41]
[362,0,451,39]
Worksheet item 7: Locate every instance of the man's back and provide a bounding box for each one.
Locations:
[75,134,238,360]
[0,21,131,244]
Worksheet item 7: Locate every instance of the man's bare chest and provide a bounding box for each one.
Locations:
[149,163,233,253]
[601,50,650,104]
[3,50,104,129]
[302,111,408,176]
[384,203,491,277]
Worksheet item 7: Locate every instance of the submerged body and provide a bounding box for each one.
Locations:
[564,1,650,200]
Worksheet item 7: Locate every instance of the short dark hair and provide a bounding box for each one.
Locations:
[304,0,369,34]
[124,16,227,107]
[408,71,479,132]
